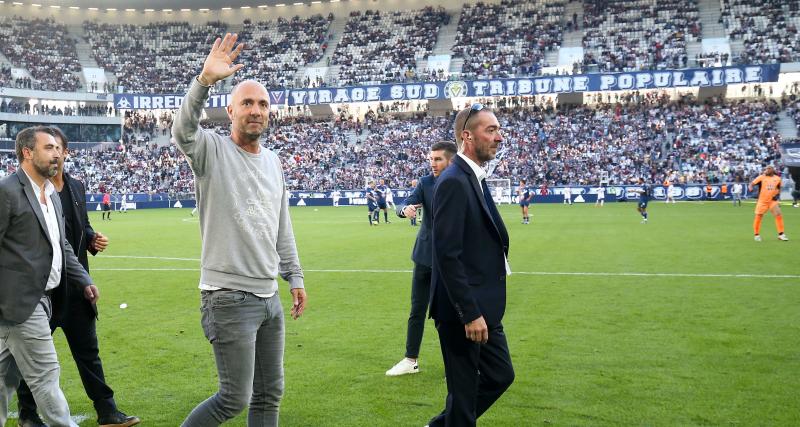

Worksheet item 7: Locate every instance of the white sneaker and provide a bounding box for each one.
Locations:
[754,235,762,242]
[386,358,419,376]
[778,234,789,241]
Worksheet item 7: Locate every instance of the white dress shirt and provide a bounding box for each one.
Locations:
[456,153,511,275]
[23,169,62,291]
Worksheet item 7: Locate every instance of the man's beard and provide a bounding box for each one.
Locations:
[34,159,58,178]
[477,144,496,163]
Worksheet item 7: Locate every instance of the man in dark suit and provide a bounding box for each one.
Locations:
[15,127,140,427]
[386,140,457,376]
[427,104,514,426]
[0,126,100,426]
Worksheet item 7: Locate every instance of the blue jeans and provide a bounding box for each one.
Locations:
[0,297,77,427]
[182,290,285,427]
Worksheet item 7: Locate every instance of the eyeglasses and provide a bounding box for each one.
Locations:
[461,103,484,136]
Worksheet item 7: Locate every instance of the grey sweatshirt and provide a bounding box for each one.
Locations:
[172,78,304,294]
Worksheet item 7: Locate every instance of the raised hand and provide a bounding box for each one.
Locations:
[199,33,245,86]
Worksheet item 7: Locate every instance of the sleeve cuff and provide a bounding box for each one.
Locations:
[287,276,305,290]
[191,76,212,96]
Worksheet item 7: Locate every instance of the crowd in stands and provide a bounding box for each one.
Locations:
[0,100,114,117]
[4,1,800,93]
[0,66,12,88]
[233,15,333,89]
[580,0,701,73]
[0,17,82,92]
[64,144,195,196]
[332,7,449,86]
[721,0,800,64]
[2,93,787,197]
[83,21,229,94]
[452,0,565,79]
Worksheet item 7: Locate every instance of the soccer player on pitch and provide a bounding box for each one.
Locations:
[517,179,532,224]
[633,178,650,223]
[749,165,788,241]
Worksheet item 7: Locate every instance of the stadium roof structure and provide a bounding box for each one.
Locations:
[0,0,345,11]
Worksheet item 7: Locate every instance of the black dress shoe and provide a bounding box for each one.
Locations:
[97,410,141,427]
[18,411,47,427]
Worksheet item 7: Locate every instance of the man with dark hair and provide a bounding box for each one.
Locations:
[14,127,138,427]
[634,177,651,223]
[0,126,100,426]
[386,140,457,376]
[427,105,514,426]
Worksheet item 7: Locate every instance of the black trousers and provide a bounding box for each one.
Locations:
[405,263,432,359]
[17,297,116,417]
[428,321,514,427]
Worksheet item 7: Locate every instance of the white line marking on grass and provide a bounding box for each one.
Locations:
[103,255,200,261]
[72,414,91,424]
[93,258,800,279]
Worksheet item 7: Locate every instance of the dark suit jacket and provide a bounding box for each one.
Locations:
[0,170,93,324]
[52,172,99,322]
[396,174,436,268]
[430,155,510,326]
[61,172,98,273]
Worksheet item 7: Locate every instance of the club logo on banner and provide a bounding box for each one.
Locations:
[115,96,133,110]
[444,81,468,98]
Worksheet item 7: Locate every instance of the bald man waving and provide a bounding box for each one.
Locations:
[172,33,307,427]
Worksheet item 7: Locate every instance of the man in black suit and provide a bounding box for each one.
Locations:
[0,126,100,426]
[15,127,140,427]
[386,140,457,376]
[427,104,514,426]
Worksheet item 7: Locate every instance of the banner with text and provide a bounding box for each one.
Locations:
[113,65,780,109]
[285,64,780,106]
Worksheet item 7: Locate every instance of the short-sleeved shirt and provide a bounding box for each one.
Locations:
[640,184,651,202]
[366,189,377,209]
[751,175,781,204]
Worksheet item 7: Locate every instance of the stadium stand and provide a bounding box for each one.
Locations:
[82,21,229,93]
[451,0,566,79]
[580,0,701,72]
[3,96,783,195]
[232,14,333,89]
[0,17,82,91]
[0,100,114,117]
[331,7,449,86]
[721,0,800,64]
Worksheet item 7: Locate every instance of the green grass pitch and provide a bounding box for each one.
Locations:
[7,201,799,426]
